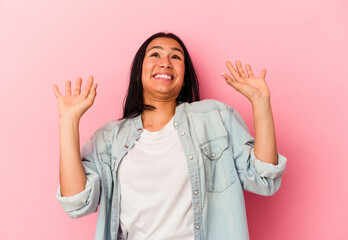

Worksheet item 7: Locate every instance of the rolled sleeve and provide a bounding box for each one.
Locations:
[55,125,111,219]
[251,149,287,179]
[56,170,101,218]
[227,107,287,196]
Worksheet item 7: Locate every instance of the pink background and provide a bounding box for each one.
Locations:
[1,0,347,239]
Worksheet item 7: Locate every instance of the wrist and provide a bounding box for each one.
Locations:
[59,114,81,125]
[251,95,271,108]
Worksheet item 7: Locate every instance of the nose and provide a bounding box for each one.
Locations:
[159,57,172,69]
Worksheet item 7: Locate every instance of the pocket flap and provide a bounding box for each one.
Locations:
[200,137,229,160]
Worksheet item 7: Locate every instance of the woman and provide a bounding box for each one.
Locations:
[54,32,286,240]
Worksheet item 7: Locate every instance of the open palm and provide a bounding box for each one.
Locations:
[222,61,270,103]
[53,76,97,120]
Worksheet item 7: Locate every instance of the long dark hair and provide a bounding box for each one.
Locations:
[122,32,200,119]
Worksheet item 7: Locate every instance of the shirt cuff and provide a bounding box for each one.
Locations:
[56,181,92,213]
[251,149,287,179]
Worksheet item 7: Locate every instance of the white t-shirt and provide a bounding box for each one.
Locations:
[119,117,194,240]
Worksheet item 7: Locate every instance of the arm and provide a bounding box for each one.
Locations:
[252,99,278,165]
[222,61,277,165]
[228,107,286,196]
[53,77,97,196]
[58,116,86,196]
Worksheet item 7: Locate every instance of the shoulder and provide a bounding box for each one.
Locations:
[180,100,238,142]
[183,99,235,114]
[92,118,134,143]
[98,118,132,132]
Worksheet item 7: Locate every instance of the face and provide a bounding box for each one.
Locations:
[142,37,185,103]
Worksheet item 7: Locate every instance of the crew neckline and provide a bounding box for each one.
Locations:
[141,117,176,141]
[143,116,174,133]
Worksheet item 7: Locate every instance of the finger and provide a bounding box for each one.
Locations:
[236,61,247,78]
[226,61,242,82]
[221,73,242,92]
[53,84,62,99]
[245,64,255,78]
[259,69,267,79]
[65,80,72,96]
[81,76,94,98]
[86,83,98,105]
[73,77,82,96]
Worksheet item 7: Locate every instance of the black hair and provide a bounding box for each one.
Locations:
[122,32,200,119]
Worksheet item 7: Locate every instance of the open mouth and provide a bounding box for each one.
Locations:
[153,73,174,80]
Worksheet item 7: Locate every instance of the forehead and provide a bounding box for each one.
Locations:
[146,37,184,54]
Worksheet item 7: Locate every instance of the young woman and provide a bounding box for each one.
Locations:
[54,32,286,240]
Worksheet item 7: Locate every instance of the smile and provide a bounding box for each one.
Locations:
[153,73,173,80]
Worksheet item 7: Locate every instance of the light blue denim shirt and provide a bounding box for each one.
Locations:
[56,99,287,240]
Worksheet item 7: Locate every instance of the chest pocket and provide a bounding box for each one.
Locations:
[200,137,235,192]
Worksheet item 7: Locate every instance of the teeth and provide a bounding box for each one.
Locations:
[154,74,172,80]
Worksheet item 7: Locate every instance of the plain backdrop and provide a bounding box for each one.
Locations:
[0,0,347,239]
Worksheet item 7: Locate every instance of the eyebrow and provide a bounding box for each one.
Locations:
[146,46,184,55]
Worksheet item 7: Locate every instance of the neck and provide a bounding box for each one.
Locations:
[141,100,177,132]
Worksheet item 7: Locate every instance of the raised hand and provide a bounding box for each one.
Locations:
[221,61,270,104]
[53,76,97,121]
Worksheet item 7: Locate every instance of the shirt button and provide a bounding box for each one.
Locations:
[181,132,185,136]
[189,155,193,160]
[196,225,200,230]
[124,145,129,148]
[138,128,142,131]
[211,153,216,157]
[174,122,178,126]
[194,190,198,195]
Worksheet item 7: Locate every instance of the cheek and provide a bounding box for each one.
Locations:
[142,62,152,81]
[178,63,185,77]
